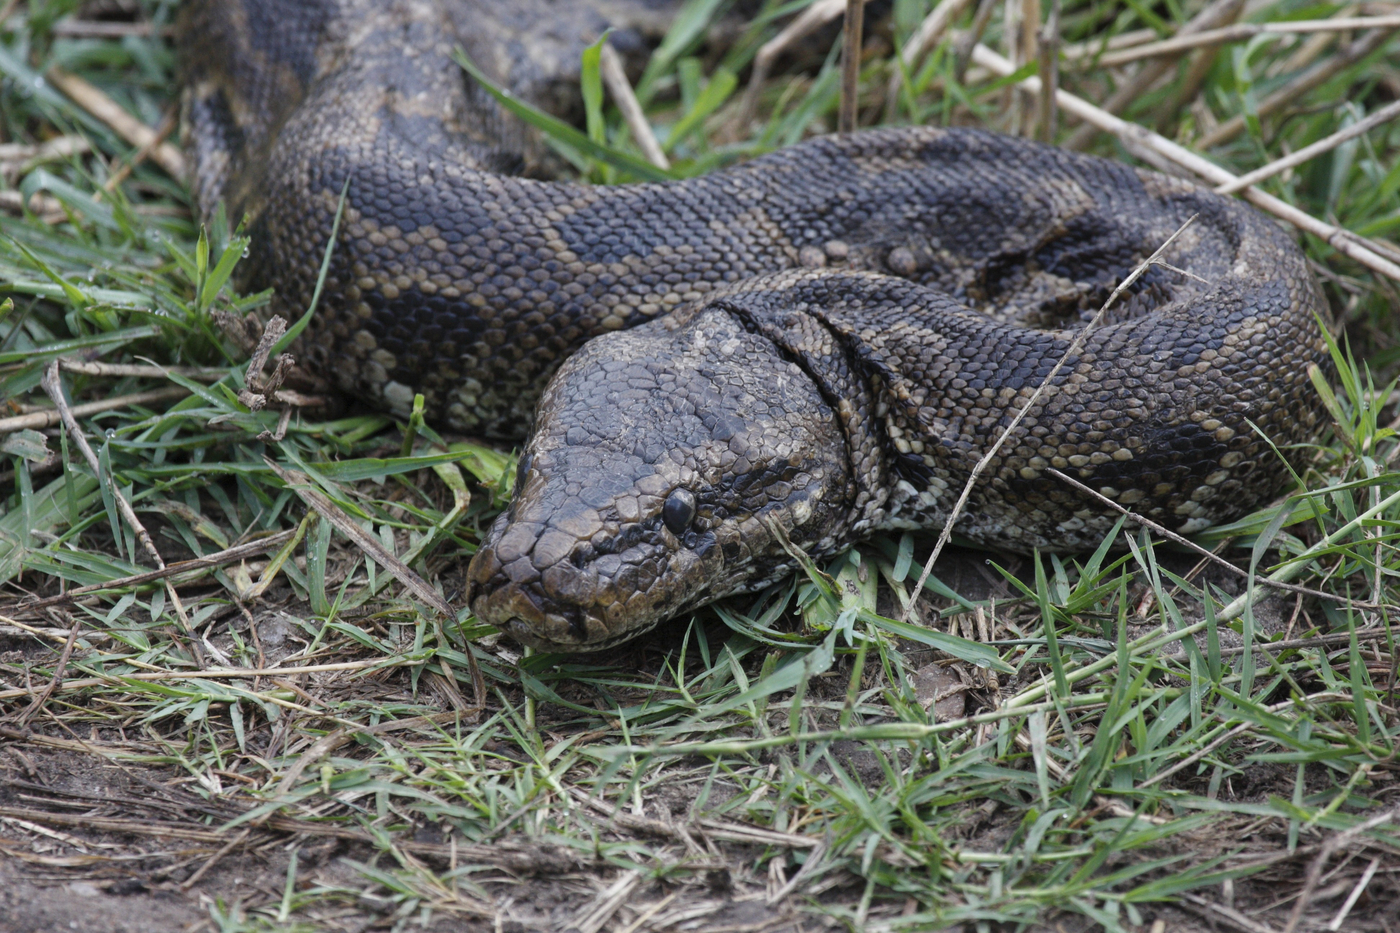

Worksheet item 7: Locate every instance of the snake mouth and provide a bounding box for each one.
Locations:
[466,541,605,651]
[466,511,715,652]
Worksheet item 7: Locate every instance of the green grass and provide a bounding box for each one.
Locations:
[2,1,1400,930]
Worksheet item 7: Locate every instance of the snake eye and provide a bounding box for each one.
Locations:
[661,488,697,535]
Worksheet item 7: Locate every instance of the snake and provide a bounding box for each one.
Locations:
[180,0,1331,652]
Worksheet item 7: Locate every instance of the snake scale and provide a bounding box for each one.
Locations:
[181,0,1331,652]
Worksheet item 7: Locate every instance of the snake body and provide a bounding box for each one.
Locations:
[181,0,1331,652]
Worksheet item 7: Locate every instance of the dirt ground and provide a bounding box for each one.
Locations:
[2,741,1397,932]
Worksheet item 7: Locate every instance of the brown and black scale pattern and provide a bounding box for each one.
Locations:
[180,0,1332,652]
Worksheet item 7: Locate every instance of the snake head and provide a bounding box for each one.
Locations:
[467,305,855,652]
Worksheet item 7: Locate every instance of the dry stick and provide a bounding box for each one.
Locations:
[56,359,229,381]
[574,870,644,933]
[14,614,81,728]
[1328,857,1381,931]
[0,660,411,703]
[50,20,172,38]
[952,0,999,82]
[1093,15,1400,68]
[0,135,90,169]
[271,729,351,801]
[1181,893,1285,933]
[1006,0,1041,136]
[970,43,1400,283]
[18,528,298,609]
[1137,721,1255,789]
[44,67,186,179]
[1283,807,1398,933]
[1213,628,1391,656]
[1060,28,1158,61]
[0,386,189,434]
[1217,98,1400,193]
[1064,0,1245,151]
[767,839,828,904]
[598,44,669,170]
[100,106,178,194]
[1196,24,1400,150]
[38,362,208,665]
[839,0,866,134]
[1036,0,1061,143]
[569,788,821,849]
[264,459,453,618]
[738,0,847,132]
[0,804,574,870]
[0,189,66,221]
[885,0,974,115]
[178,827,252,892]
[1045,468,1376,608]
[900,217,1201,626]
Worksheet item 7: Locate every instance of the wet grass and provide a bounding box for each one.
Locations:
[1,0,1399,930]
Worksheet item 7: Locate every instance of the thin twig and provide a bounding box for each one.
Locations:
[839,0,866,133]
[970,43,1400,282]
[39,361,206,664]
[1181,893,1285,933]
[1327,857,1380,931]
[100,106,178,194]
[1284,807,1398,933]
[1139,721,1254,789]
[0,189,67,222]
[0,660,408,704]
[574,870,644,933]
[18,529,298,609]
[0,386,189,434]
[1045,469,1371,608]
[178,828,251,891]
[599,44,669,170]
[1036,0,1061,143]
[1064,0,1244,151]
[14,613,81,727]
[44,67,186,179]
[1196,24,1400,150]
[738,0,846,132]
[1093,15,1400,68]
[50,20,172,38]
[0,135,90,174]
[0,804,579,870]
[1006,0,1040,136]
[263,458,484,710]
[1217,98,1400,193]
[901,217,1200,625]
[1059,28,1157,62]
[952,0,999,82]
[264,459,454,619]
[56,359,229,381]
